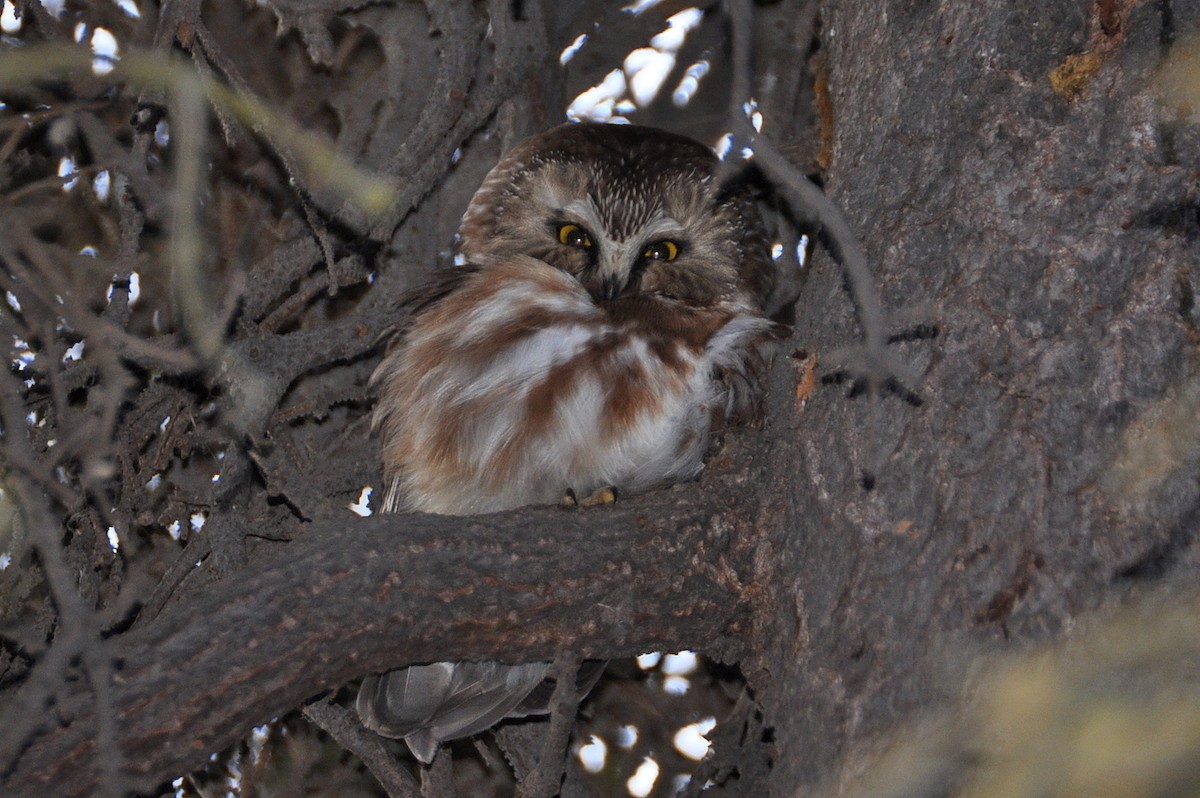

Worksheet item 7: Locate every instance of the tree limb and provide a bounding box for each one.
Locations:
[1,436,768,797]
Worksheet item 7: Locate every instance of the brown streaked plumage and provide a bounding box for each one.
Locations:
[357,122,775,764]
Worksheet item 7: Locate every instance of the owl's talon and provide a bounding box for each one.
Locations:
[579,486,618,507]
[559,486,618,508]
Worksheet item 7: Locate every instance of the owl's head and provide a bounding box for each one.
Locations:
[457,123,772,310]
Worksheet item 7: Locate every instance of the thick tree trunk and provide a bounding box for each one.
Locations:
[757,1,1200,793]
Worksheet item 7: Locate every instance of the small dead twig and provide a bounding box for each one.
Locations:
[302,697,421,798]
[517,652,584,798]
[724,0,922,488]
[0,368,126,798]
[420,747,455,798]
[679,688,757,797]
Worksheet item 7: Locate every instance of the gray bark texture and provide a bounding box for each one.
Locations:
[758,0,1200,794]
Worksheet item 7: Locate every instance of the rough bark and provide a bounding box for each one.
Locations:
[3,433,769,795]
[757,1,1200,794]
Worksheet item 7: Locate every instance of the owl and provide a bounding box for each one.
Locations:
[356,122,776,764]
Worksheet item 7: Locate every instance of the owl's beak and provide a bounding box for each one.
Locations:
[588,248,632,303]
[595,275,623,303]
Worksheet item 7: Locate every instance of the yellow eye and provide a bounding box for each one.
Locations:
[642,240,679,262]
[557,224,593,250]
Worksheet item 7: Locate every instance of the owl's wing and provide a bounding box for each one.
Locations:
[356,660,549,764]
[372,263,482,354]
[402,263,482,316]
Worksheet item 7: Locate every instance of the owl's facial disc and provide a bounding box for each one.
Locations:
[555,200,686,303]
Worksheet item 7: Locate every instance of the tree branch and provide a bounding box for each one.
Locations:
[1,436,768,797]
[302,698,421,798]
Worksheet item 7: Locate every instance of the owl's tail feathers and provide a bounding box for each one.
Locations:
[356,660,549,764]
[356,659,609,763]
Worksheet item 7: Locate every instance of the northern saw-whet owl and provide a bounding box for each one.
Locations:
[356,122,776,764]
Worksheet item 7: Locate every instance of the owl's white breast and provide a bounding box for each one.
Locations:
[374,256,768,515]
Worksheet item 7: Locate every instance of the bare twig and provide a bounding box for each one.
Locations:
[364,0,552,240]
[241,234,323,324]
[259,256,370,333]
[0,368,125,798]
[135,535,211,627]
[1,237,199,373]
[679,688,757,797]
[517,653,584,798]
[303,697,422,798]
[186,24,342,280]
[725,0,918,486]
[166,61,221,364]
[421,746,456,798]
